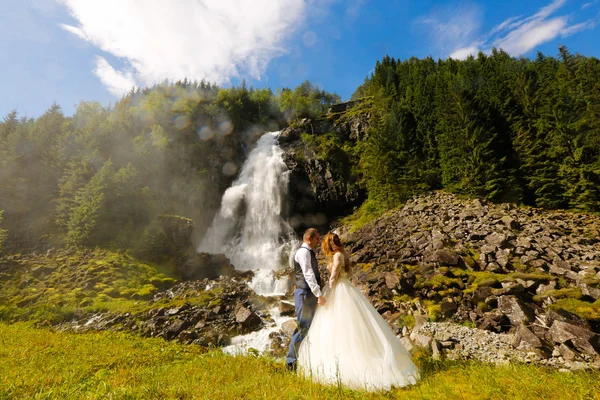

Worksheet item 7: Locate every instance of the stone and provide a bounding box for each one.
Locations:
[486,233,508,248]
[512,325,543,349]
[432,340,442,360]
[495,249,511,268]
[485,262,503,273]
[411,333,432,349]
[235,306,262,332]
[481,245,497,255]
[501,216,520,230]
[281,319,298,337]
[440,297,458,318]
[549,257,571,275]
[493,283,525,297]
[424,249,460,266]
[536,281,557,295]
[498,296,535,326]
[413,314,428,331]
[471,286,493,304]
[558,344,578,361]
[166,319,190,339]
[548,321,600,356]
[384,272,400,290]
[278,301,296,317]
[178,252,234,281]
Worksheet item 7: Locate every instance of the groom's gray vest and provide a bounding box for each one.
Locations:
[293,246,322,292]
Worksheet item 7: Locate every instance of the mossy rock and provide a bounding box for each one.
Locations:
[533,287,583,303]
[549,298,600,322]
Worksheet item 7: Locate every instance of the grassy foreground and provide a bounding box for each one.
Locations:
[2,324,600,399]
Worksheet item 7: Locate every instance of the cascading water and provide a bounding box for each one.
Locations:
[199,131,297,354]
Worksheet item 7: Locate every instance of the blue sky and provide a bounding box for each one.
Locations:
[1,0,599,118]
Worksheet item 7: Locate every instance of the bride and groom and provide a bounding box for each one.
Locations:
[286,228,420,392]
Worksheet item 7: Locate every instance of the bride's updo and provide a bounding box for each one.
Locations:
[322,233,349,272]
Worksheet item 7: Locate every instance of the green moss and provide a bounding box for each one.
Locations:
[533,287,583,303]
[510,272,555,282]
[400,314,415,328]
[549,298,600,321]
[393,294,413,303]
[415,274,462,290]
[0,250,179,324]
[428,304,442,322]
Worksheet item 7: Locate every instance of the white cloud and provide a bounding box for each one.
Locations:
[93,57,137,97]
[493,17,568,54]
[421,0,596,59]
[419,3,483,53]
[582,1,598,10]
[58,0,308,96]
[449,46,481,60]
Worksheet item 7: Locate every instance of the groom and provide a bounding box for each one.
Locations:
[286,228,326,371]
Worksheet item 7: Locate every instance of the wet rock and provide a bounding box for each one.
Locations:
[278,301,296,317]
[235,306,262,333]
[178,252,234,280]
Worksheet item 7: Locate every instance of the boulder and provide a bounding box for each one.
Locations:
[424,249,460,266]
[512,325,543,350]
[548,321,600,356]
[278,301,296,317]
[498,296,535,326]
[235,306,262,333]
[485,233,509,248]
[384,272,400,290]
[281,319,298,337]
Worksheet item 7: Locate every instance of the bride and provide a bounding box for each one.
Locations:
[297,232,420,391]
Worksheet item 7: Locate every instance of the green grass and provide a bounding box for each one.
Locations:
[2,323,600,399]
[340,198,391,233]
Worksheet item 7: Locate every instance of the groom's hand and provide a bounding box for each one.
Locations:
[317,296,326,306]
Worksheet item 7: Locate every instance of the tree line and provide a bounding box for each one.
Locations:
[357,47,599,213]
[0,46,598,256]
[0,80,339,256]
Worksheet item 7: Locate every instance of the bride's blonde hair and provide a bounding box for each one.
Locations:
[321,233,350,273]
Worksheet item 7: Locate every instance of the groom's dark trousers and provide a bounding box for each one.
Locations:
[286,288,317,366]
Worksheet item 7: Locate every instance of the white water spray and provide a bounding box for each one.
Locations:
[199,131,297,294]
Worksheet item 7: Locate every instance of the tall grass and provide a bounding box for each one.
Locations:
[1,323,599,399]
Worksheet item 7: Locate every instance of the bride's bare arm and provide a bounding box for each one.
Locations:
[329,252,344,288]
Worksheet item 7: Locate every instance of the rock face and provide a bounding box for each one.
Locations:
[278,102,371,231]
[176,252,235,281]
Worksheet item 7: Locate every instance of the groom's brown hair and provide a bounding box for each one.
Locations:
[303,228,319,242]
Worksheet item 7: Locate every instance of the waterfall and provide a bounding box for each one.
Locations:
[198,131,297,295]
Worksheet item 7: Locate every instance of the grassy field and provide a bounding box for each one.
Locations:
[1,323,600,399]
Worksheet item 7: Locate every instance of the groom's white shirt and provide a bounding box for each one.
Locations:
[295,243,322,298]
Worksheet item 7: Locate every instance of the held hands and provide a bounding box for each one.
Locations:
[317,296,327,306]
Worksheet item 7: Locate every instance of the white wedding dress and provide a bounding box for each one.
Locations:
[297,252,419,392]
